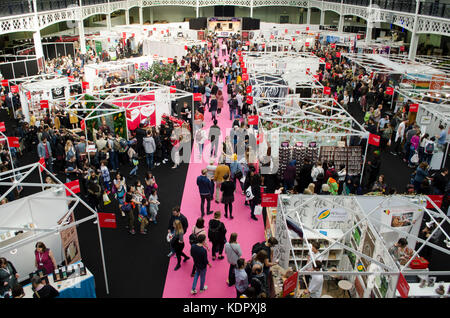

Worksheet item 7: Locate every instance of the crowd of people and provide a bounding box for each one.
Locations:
[0,28,449,298]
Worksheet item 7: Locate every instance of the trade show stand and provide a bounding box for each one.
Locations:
[22,262,96,298]
[395,282,450,298]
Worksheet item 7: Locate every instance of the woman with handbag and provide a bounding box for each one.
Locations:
[244,166,261,221]
[408,131,421,167]
[144,171,158,199]
[224,233,242,287]
[189,217,208,277]
[171,219,190,271]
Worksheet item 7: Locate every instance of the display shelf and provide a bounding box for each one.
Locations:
[319,146,362,176]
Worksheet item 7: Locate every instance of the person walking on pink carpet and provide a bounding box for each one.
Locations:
[208,211,227,261]
[190,234,211,295]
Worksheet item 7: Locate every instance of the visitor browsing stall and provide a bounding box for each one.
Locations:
[0,162,111,297]
[268,194,450,298]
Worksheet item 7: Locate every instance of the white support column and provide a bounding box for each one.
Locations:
[338,14,344,32]
[306,7,311,25]
[408,0,421,60]
[196,0,199,18]
[32,0,44,60]
[365,25,373,42]
[125,9,130,25]
[78,20,87,54]
[106,14,112,30]
[320,10,325,26]
[150,7,154,24]
[139,6,143,25]
[250,0,254,18]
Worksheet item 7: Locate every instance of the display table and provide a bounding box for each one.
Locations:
[22,263,96,298]
[395,282,450,298]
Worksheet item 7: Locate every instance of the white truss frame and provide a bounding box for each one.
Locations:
[0,162,110,294]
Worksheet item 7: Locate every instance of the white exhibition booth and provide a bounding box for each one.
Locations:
[11,75,80,123]
[0,163,110,294]
[273,194,450,298]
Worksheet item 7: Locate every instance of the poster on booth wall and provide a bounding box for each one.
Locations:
[57,212,81,266]
[380,206,423,249]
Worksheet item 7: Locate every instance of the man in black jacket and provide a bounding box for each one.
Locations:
[135,124,147,158]
[167,206,188,257]
[190,234,211,294]
[31,276,59,299]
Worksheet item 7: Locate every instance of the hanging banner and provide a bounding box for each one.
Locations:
[331,43,336,49]
[409,103,419,112]
[317,208,348,222]
[306,26,310,31]
[7,137,19,147]
[10,85,19,93]
[368,133,380,146]
[256,131,264,145]
[306,68,310,74]
[58,212,81,265]
[305,42,309,47]
[246,85,252,94]
[38,157,46,172]
[40,100,49,109]
[237,50,242,56]
[246,95,253,104]
[98,213,117,229]
[242,73,249,81]
[282,272,298,297]
[284,29,288,34]
[1,79,8,87]
[323,87,331,95]
[80,119,85,130]
[242,67,247,74]
[248,115,258,125]
[240,62,245,68]
[82,82,89,89]
[336,52,341,58]
[0,122,5,132]
[167,58,174,64]
[396,273,410,298]
[239,55,244,62]
[270,34,274,40]
[261,193,278,207]
[65,179,81,196]
[296,30,300,34]
[385,87,394,95]
[170,85,177,93]
[319,58,325,63]
[326,63,331,70]
[245,41,250,46]
[313,74,319,82]
[26,91,31,100]
[400,46,405,52]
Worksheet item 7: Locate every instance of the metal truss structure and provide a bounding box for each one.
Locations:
[275,194,450,298]
[0,162,110,294]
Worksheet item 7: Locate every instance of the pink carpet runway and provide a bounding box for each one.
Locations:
[162,44,265,298]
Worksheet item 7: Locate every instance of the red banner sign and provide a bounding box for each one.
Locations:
[242,73,249,81]
[10,85,19,93]
[305,42,309,47]
[98,213,117,229]
[326,63,331,70]
[82,81,89,89]
[65,179,81,196]
[239,55,244,62]
[285,29,288,33]
[261,193,279,207]
[331,43,336,49]
[248,115,258,125]
[270,34,274,39]
[336,52,341,58]
[0,122,5,132]
[242,67,247,74]
[319,58,325,63]
[38,157,46,172]
[167,58,174,64]
[40,100,49,109]
[246,96,253,104]
[296,30,300,34]
[193,93,202,102]
[282,271,298,297]
[323,86,331,95]
[396,273,410,298]
[313,74,319,82]
[409,103,419,112]
[400,46,405,52]
[1,80,8,87]
[306,27,309,31]
[80,119,85,130]
[7,137,19,147]
[256,131,263,145]
[237,50,242,56]
[368,133,380,146]
[246,86,252,94]
[170,85,176,93]
[386,87,394,95]
[426,195,444,209]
